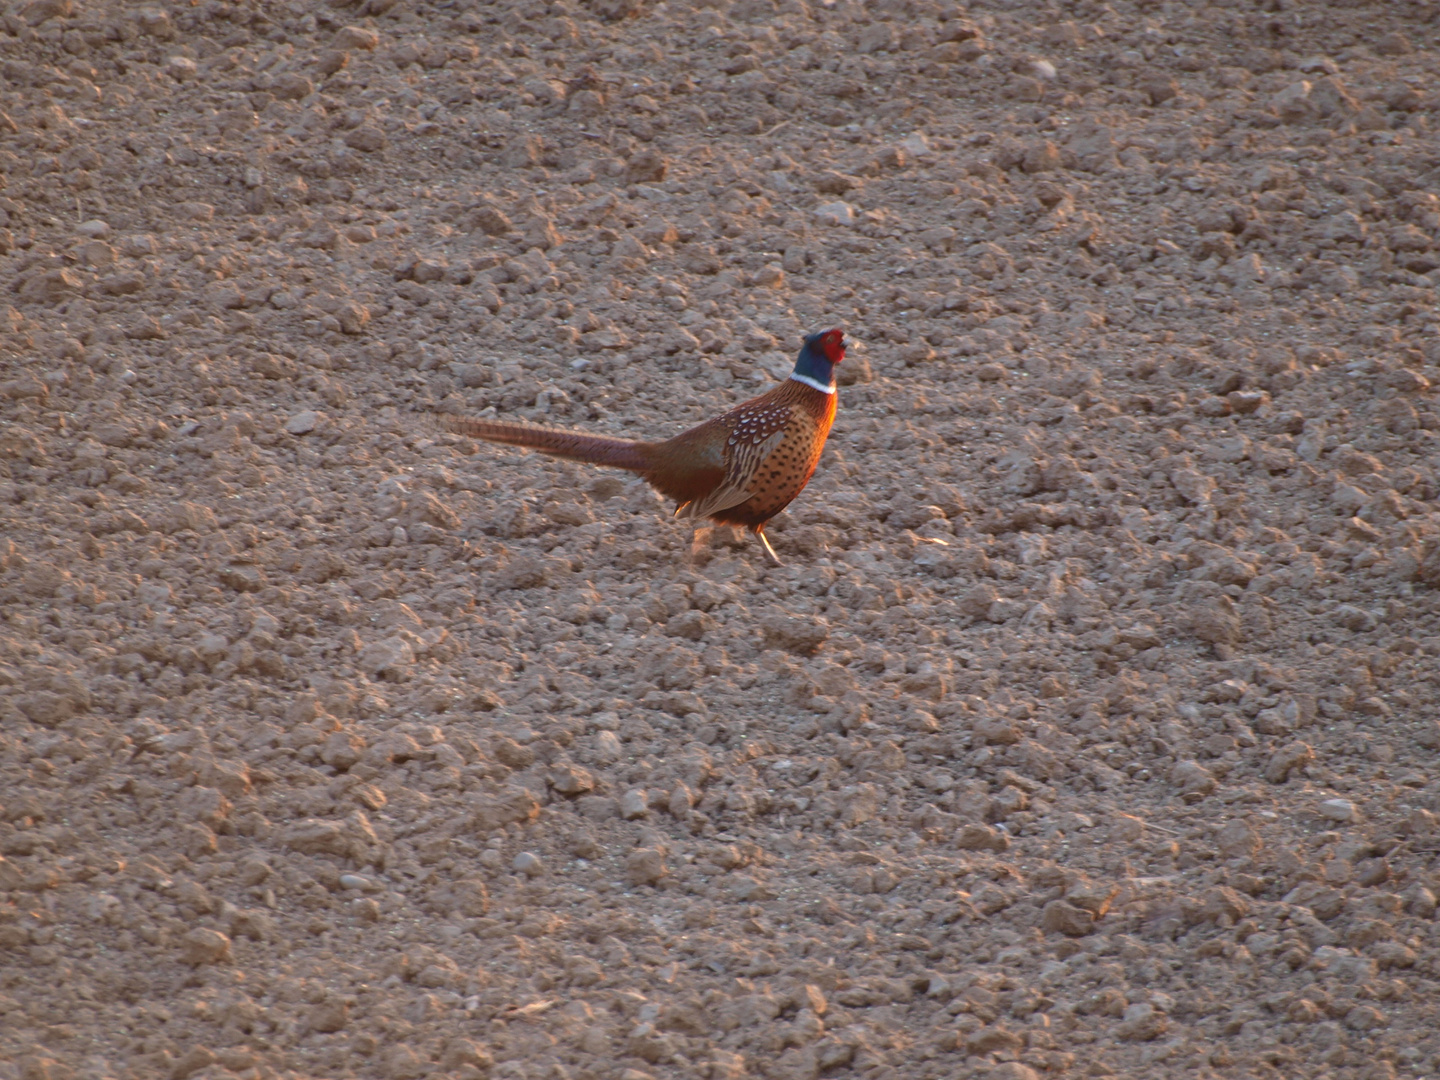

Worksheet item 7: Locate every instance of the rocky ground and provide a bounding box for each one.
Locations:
[3,0,1440,1078]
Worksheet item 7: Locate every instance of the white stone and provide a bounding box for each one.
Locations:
[813,201,855,226]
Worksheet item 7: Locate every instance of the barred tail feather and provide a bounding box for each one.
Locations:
[439,415,651,472]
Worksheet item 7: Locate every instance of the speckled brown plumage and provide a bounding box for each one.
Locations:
[438,329,846,562]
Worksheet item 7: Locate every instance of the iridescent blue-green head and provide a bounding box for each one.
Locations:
[790,328,846,393]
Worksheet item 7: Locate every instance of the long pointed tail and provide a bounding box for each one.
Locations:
[439,415,652,472]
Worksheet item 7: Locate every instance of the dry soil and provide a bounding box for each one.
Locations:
[3,1,1440,1079]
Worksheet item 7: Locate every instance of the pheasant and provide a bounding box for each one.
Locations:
[439,328,846,563]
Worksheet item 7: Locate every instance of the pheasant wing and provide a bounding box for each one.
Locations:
[679,428,784,519]
[679,415,788,520]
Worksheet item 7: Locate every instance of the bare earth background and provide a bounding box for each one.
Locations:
[3,0,1440,1078]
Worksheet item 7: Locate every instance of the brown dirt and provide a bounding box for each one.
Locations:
[3,1,1440,1078]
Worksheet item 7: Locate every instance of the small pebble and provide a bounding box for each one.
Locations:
[334,25,379,50]
[1116,1001,1169,1041]
[624,848,666,887]
[165,55,198,81]
[667,784,695,816]
[286,410,322,435]
[180,928,232,966]
[513,851,544,876]
[813,201,856,226]
[592,730,623,764]
[620,789,650,820]
[1038,897,1092,937]
[899,131,932,157]
[1319,798,1360,823]
[551,764,596,796]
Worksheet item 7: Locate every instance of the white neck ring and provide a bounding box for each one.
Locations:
[789,373,837,394]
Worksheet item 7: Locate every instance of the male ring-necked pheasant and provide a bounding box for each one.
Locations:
[440,328,846,563]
